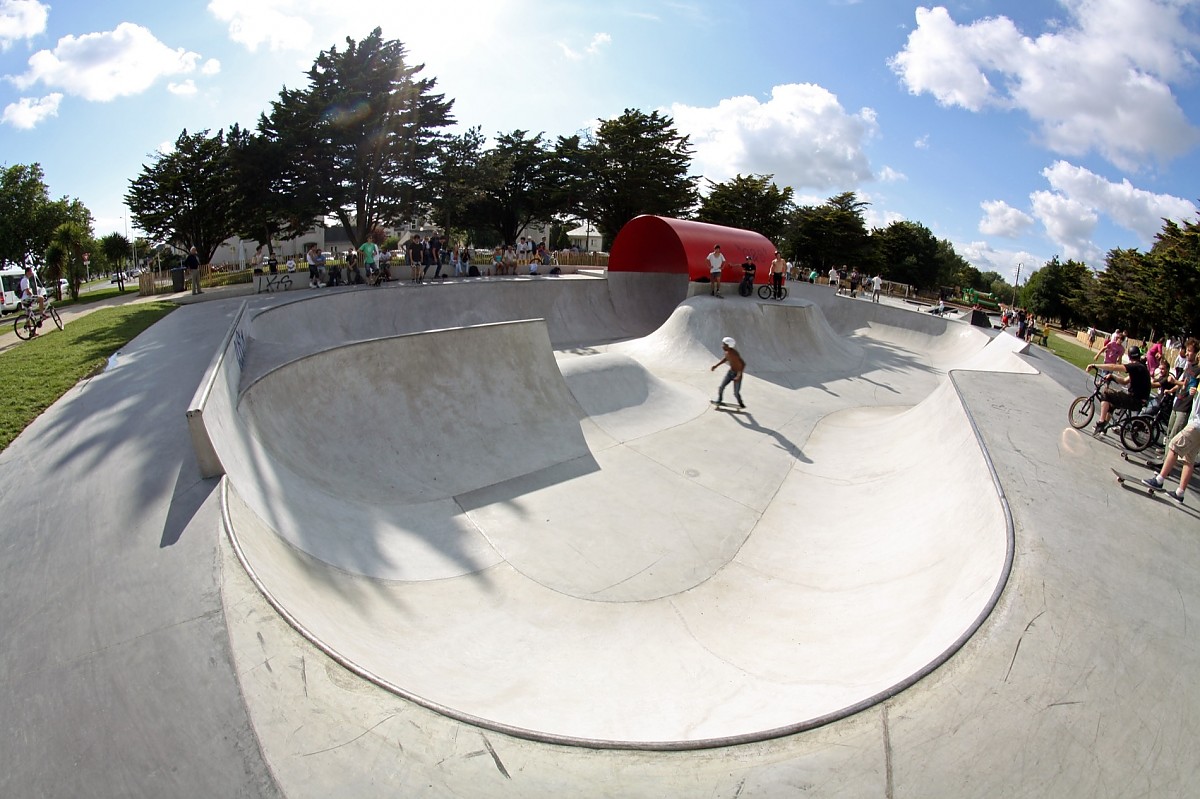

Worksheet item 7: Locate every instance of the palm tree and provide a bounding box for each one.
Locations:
[51,221,91,298]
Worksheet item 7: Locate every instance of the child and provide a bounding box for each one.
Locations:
[711,336,746,408]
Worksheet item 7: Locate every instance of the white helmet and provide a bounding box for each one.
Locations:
[722,336,736,347]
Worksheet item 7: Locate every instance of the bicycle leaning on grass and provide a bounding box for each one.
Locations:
[13,295,63,340]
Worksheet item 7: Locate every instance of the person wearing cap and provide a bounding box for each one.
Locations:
[1086,344,1152,435]
[711,336,746,408]
[706,244,725,296]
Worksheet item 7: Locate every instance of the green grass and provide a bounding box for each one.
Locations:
[0,301,176,451]
[1044,330,1095,371]
[51,285,139,308]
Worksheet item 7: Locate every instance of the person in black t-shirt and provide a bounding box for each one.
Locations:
[1087,345,1152,434]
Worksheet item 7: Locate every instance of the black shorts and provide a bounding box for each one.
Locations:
[1101,387,1143,411]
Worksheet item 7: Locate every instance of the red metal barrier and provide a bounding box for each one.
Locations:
[608,215,777,284]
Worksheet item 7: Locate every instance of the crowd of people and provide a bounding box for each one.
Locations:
[281,233,569,289]
[1082,326,1199,502]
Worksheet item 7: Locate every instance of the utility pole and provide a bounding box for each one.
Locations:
[1012,263,1022,306]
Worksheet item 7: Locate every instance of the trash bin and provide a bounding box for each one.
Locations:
[170,267,185,292]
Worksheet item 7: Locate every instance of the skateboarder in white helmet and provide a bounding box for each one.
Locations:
[711,336,745,408]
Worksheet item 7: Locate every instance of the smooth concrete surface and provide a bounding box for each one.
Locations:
[2,276,1199,796]
[212,288,1020,745]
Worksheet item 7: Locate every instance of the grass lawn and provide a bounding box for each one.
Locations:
[0,301,176,452]
[1045,331,1095,371]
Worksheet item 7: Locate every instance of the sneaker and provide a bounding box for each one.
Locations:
[737,401,745,408]
[1169,489,1185,503]
[1142,476,1164,490]
[1093,421,1108,436]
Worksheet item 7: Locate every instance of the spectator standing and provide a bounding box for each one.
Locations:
[358,238,379,282]
[306,244,320,288]
[706,244,726,296]
[184,246,202,294]
[1142,380,1200,502]
[429,234,443,278]
[1166,339,1199,443]
[1094,331,1126,366]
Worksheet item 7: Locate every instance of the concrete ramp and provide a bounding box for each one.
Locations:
[613,295,863,374]
[241,321,589,504]
[239,274,687,387]
[213,320,592,582]
[559,352,710,443]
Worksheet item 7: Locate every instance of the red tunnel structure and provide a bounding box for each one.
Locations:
[608,215,777,285]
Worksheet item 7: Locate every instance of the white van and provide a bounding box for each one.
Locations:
[0,267,48,315]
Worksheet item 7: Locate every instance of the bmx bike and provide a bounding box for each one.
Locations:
[757,284,788,300]
[1067,371,1148,450]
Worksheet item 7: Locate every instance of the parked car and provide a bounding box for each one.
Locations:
[110,272,129,283]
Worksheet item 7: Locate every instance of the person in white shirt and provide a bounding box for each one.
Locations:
[871,273,882,303]
[706,244,726,297]
[19,266,44,316]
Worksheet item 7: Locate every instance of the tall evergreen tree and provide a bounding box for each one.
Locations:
[125,128,235,264]
[696,174,794,245]
[785,192,873,273]
[579,109,696,249]
[258,28,455,249]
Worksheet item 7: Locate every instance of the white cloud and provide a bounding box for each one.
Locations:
[979,199,1035,237]
[1030,188,1101,262]
[1021,160,1197,261]
[914,134,930,149]
[670,83,878,191]
[10,23,203,102]
[168,80,197,96]
[1039,160,1196,242]
[890,1,1200,169]
[201,58,221,75]
[558,32,612,61]
[2,91,59,128]
[878,166,906,183]
[0,0,47,47]
[207,0,314,52]
[955,238,1044,280]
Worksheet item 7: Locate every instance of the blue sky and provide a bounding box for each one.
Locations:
[2,0,1199,283]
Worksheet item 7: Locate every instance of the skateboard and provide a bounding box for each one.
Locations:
[1120,451,1164,471]
[1112,467,1179,502]
[710,400,746,413]
[1113,463,1161,494]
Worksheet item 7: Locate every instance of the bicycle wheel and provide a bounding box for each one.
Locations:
[757,284,772,299]
[13,314,34,340]
[1068,395,1095,429]
[778,286,788,300]
[738,280,752,297]
[47,306,63,331]
[1120,417,1154,452]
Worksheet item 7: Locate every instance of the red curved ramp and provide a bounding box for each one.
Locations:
[609,215,776,284]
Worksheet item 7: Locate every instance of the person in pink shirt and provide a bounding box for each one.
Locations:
[1094,331,1126,365]
[1146,335,1165,374]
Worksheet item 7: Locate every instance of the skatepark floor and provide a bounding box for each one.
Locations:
[1,277,1198,797]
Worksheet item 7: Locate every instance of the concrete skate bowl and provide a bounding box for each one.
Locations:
[237,271,689,385]
[196,295,1018,749]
